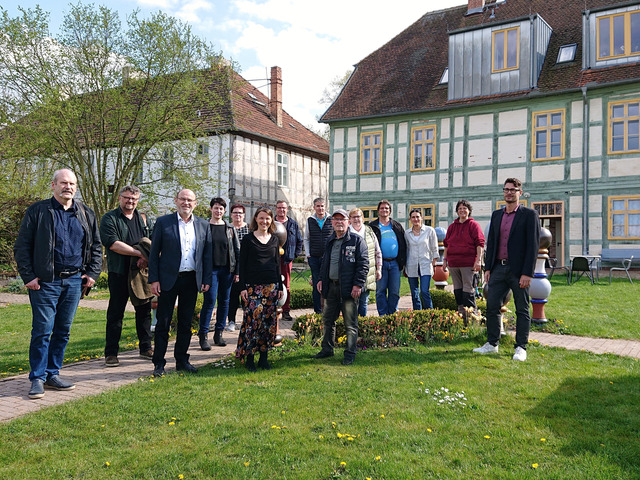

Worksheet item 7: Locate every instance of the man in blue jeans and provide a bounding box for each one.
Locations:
[304,197,333,313]
[14,169,102,399]
[369,200,407,315]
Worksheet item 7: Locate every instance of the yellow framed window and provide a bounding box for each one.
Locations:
[492,27,519,72]
[532,110,564,160]
[609,195,640,239]
[609,99,640,153]
[360,131,382,174]
[411,125,436,170]
[360,207,378,225]
[409,204,435,227]
[597,10,640,60]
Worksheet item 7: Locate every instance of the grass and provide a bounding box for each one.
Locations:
[526,276,639,339]
[0,337,639,479]
[0,304,140,377]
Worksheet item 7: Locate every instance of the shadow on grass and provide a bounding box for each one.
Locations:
[528,374,640,474]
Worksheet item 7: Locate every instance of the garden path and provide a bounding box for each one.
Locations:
[1,293,639,423]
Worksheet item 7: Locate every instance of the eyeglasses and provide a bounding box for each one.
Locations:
[503,188,520,193]
[177,197,196,203]
[231,211,244,215]
[120,195,139,202]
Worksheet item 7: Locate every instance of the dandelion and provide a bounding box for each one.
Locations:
[484,435,491,439]
[179,475,184,479]
[244,461,250,467]
[340,461,346,467]
[168,421,175,426]
[532,463,539,469]
[375,456,381,461]
[540,438,546,442]
[318,435,324,439]
[427,428,432,433]
[380,414,385,418]
[281,410,286,415]
[104,462,110,467]
[101,424,105,428]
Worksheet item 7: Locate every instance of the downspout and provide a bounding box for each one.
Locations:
[581,85,589,255]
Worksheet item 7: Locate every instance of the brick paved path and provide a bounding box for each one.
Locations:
[1,292,639,423]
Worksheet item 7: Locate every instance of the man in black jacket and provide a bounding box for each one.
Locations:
[304,197,333,313]
[473,178,540,362]
[14,169,102,399]
[312,209,368,365]
[369,200,407,315]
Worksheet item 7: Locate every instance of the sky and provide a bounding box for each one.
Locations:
[1,0,464,131]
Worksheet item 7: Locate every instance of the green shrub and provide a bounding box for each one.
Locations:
[290,286,313,309]
[292,308,483,348]
[6,278,25,293]
[94,272,109,290]
[430,288,486,315]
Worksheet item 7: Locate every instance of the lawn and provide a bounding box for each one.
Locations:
[0,304,139,377]
[0,338,638,479]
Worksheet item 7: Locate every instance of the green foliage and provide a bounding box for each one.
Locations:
[290,286,313,309]
[93,272,109,290]
[6,278,25,293]
[292,308,482,348]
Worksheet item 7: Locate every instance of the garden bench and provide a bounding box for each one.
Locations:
[601,248,640,266]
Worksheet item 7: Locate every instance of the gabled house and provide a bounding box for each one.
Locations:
[320,0,640,264]
[153,66,329,224]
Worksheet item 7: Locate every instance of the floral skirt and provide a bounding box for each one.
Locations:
[235,283,278,360]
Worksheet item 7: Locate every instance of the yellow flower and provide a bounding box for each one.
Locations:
[281,410,286,414]
[484,435,491,439]
[532,463,539,469]
[178,475,184,479]
[380,414,385,418]
[375,456,381,461]
[318,435,324,439]
[104,462,110,467]
[540,438,546,442]
[244,461,250,467]
[337,433,343,438]
[340,461,346,467]
[427,428,432,433]
[101,424,105,428]
[168,421,175,426]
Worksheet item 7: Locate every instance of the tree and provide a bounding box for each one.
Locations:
[0,4,234,219]
[319,69,353,107]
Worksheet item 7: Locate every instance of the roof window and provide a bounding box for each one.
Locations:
[557,44,577,63]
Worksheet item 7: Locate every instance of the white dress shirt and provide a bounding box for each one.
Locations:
[177,213,197,272]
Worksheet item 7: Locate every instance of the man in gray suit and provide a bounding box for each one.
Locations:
[149,189,212,376]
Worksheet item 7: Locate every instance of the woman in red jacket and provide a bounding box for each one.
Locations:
[443,200,485,319]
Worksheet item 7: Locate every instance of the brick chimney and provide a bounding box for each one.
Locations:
[270,66,283,127]
[467,0,484,14]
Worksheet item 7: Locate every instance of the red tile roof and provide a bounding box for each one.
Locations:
[321,0,640,122]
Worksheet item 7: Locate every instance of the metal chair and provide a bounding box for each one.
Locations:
[548,257,569,279]
[568,256,594,285]
[609,256,634,284]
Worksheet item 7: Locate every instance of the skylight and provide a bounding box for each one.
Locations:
[439,68,449,84]
[557,44,577,63]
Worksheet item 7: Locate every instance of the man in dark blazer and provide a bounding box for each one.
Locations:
[474,178,540,362]
[149,189,212,376]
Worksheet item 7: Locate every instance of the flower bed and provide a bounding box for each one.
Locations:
[292,308,483,348]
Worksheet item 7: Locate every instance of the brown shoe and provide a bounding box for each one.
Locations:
[139,349,154,360]
[105,356,119,367]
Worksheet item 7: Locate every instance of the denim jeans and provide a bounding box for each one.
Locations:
[357,289,370,317]
[320,282,359,360]
[28,273,82,381]
[485,263,531,348]
[376,259,401,315]
[308,256,323,313]
[407,275,433,310]
[199,266,234,335]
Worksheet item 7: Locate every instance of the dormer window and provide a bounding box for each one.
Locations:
[557,44,577,63]
[492,27,519,72]
[439,68,449,84]
[597,10,640,60]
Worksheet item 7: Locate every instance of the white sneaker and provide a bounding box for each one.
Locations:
[473,342,499,354]
[513,346,527,362]
[225,322,236,332]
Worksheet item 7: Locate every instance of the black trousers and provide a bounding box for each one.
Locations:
[152,272,198,368]
[228,281,244,325]
[105,272,152,356]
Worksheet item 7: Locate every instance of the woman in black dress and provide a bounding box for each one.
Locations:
[236,207,282,371]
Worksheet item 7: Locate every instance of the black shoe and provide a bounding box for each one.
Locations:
[342,357,355,366]
[176,362,198,373]
[152,365,165,377]
[44,375,76,391]
[28,379,45,399]
[213,330,227,347]
[199,334,211,351]
[312,350,334,359]
[258,352,271,370]
[246,355,257,372]
[281,311,293,321]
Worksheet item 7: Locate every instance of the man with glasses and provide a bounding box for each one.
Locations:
[312,209,368,365]
[474,178,540,362]
[100,186,153,367]
[275,200,303,321]
[148,189,212,376]
[369,200,407,315]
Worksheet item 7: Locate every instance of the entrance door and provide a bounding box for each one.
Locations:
[533,201,565,266]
